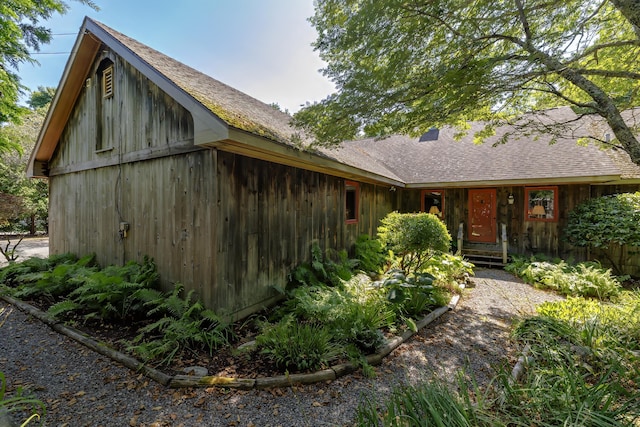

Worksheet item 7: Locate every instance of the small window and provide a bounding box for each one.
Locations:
[525,186,558,221]
[102,65,114,98]
[421,189,444,218]
[345,181,359,223]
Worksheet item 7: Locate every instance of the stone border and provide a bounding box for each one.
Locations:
[1,288,462,389]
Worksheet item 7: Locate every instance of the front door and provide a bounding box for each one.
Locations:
[468,189,496,243]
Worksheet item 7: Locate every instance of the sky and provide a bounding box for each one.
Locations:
[19,0,336,113]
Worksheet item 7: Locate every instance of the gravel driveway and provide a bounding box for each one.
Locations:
[0,269,562,427]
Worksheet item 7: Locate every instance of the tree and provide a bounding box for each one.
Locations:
[0,0,98,154]
[27,85,56,109]
[565,192,640,275]
[294,0,640,165]
[0,106,48,234]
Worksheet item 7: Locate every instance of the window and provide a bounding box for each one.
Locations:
[525,186,558,221]
[345,181,359,223]
[421,189,444,218]
[102,65,114,98]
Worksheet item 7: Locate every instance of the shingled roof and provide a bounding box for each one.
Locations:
[330,107,640,187]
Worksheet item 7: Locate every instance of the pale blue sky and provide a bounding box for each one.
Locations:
[19,0,335,112]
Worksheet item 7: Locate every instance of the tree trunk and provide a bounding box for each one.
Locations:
[611,0,640,39]
[29,214,36,235]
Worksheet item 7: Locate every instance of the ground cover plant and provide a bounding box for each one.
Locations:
[0,218,469,379]
[356,258,640,426]
[505,255,622,299]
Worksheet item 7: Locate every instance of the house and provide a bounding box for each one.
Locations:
[28,18,640,319]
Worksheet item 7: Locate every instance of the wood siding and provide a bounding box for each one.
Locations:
[403,184,640,276]
[47,47,396,318]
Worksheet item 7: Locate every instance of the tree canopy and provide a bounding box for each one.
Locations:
[294,0,640,164]
[0,0,97,154]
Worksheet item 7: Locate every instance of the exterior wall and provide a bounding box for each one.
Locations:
[47,47,396,318]
[403,184,640,276]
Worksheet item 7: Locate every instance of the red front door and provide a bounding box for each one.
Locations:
[468,189,496,243]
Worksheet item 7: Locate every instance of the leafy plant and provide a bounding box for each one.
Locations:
[47,257,159,322]
[565,192,640,275]
[377,212,451,274]
[256,316,342,372]
[377,269,448,321]
[11,254,98,303]
[288,243,357,288]
[0,253,77,288]
[356,379,488,427]
[505,256,621,299]
[353,234,388,274]
[0,371,46,427]
[128,284,233,366]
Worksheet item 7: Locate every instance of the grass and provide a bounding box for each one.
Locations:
[357,258,640,426]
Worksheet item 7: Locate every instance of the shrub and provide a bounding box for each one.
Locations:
[256,316,342,372]
[505,256,621,299]
[565,192,640,275]
[378,270,448,322]
[128,284,233,366]
[353,234,388,274]
[377,211,451,274]
[47,257,159,322]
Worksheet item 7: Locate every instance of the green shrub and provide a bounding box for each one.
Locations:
[0,253,78,289]
[47,257,159,322]
[279,276,395,352]
[256,316,342,372]
[379,270,447,321]
[377,211,451,274]
[506,256,621,299]
[128,284,232,366]
[354,234,388,274]
[288,243,357,288]
[565,192,640,275]
[11,254,98,303]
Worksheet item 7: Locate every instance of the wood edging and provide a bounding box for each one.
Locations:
[1,285,463,389]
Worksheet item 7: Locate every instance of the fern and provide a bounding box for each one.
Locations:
[127,284,233,365]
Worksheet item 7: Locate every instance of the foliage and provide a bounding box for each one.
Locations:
[421,252,474,292]
[356,379,490,427]
[128,284,233,366]
[278,275,395,353]
[0,0,97,152]
[376,269,448,322]
[0,371,45,426]
[565,192,640,275]
[377,212,451,274]
[10,254,97,303]
[288,242,357,288]
[505,306,640,426]
[295,0,640,165]
[256,316,342,372]
[357,293,640,426]
[0,107,49,232]
[0,252,76,288]
[353,234,388,274]
[47,257,160,322]
[505,256,622,299]
[27,86,55,110]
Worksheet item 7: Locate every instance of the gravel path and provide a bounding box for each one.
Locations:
[0,269,562,427]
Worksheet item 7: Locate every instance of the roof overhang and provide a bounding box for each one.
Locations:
[404,175,623,189]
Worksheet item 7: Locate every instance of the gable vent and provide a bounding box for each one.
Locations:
[102,65,114,98]
[419,128,439,141]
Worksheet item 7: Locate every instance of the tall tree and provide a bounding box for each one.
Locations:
[0,106,48,233]
[0,0,98,154]
[27,85,56,109]
[294,0,640,164]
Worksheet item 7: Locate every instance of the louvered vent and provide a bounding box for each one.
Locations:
[102,65,114,98]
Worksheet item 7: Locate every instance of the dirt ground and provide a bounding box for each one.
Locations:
[0,236,49,268]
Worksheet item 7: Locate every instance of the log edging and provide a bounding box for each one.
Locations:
[1,284,464,389]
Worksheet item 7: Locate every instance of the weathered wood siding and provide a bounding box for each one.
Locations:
[47,47,396,318]
[402,184,640,276]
